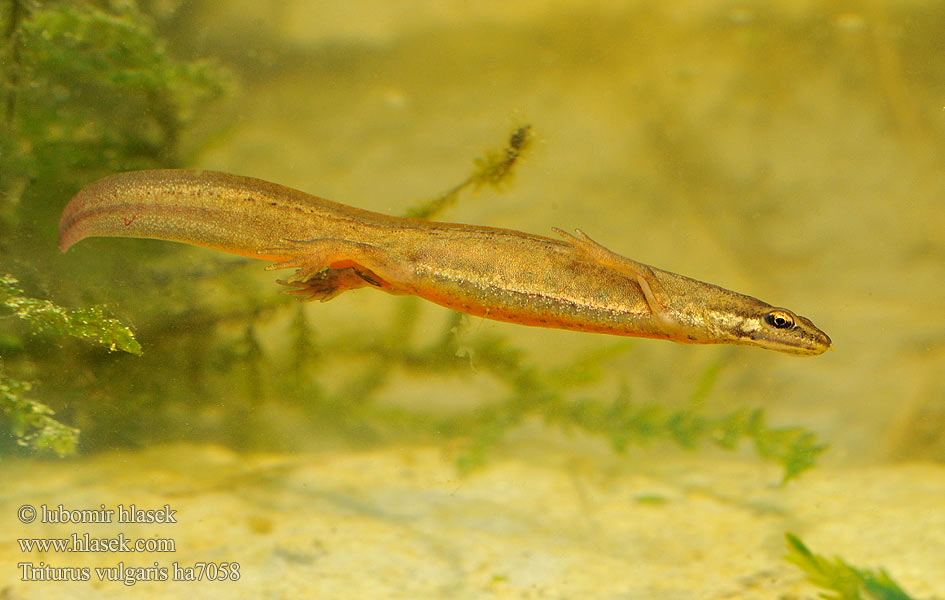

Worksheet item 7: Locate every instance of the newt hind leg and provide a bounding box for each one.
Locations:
[553,227,670,323]
[262,238,416,301]
[277,267,373,302]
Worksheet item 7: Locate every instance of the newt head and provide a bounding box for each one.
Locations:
[735,307,832,356]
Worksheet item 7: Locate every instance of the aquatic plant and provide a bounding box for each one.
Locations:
[1,0,229,238]
[1,372,78,456]
[406,124,533,219]
[0,275,140,355]
[785,533,916,600]
[0,0,227,454]
[0,274,140,454]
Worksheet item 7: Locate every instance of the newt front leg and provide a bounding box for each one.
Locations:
[553,227,670,324]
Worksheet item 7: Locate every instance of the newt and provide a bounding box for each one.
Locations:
[58,169,831,355]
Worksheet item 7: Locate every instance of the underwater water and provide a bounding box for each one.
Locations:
[2,1,944,598]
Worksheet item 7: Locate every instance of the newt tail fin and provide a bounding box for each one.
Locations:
[59,169,336,261]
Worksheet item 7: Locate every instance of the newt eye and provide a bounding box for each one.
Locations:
[765,309,795,329]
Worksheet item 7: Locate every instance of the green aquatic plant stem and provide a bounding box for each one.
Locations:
[450,339,823,481]
[0,370,78,456]
[317,308,823,481]
[785,533,915,600]
[0,273,143,455]
[0,274,141,354]
[405,125,533,219]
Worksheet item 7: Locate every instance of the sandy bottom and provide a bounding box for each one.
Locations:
[1,443,942,599]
